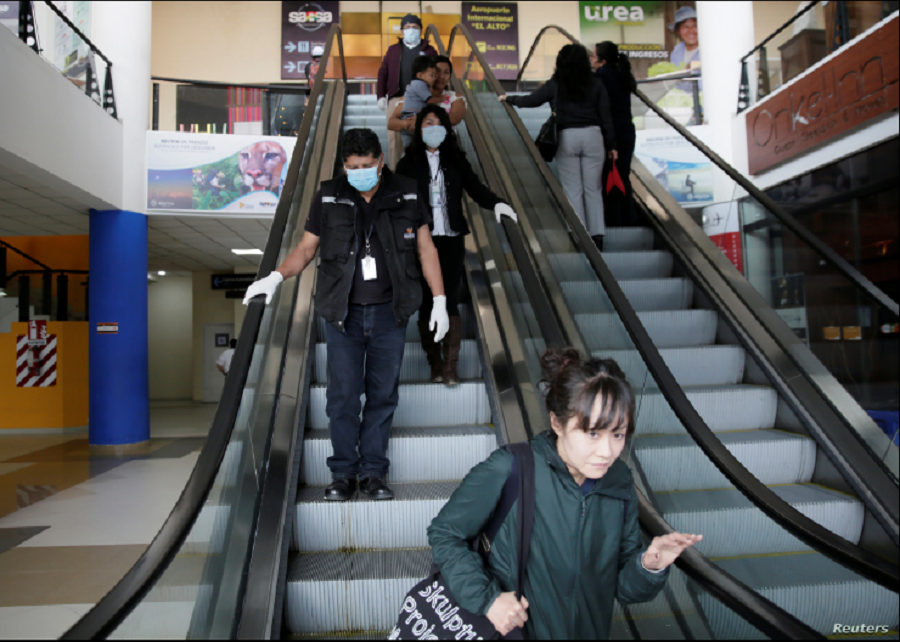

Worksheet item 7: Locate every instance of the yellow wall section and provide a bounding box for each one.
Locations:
[0,322,89,430]
[1,235,89,314]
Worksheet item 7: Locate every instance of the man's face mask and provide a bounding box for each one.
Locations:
[403,27,421,46]
[345,163,381,192]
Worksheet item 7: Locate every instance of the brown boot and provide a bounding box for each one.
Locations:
[418,313,444,383]
[442,316,463,386]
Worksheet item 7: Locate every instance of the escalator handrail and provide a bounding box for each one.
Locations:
[60,24,346,640]
[443,24,832,640]
[447,18,898,597]
[515,24,581,90]
[516,24,898,318]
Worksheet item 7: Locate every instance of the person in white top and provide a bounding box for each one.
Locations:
[388,55,467,155]
[216,338,237,376]
[395,104,518,385]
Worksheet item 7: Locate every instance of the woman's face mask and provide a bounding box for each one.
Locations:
[345,163,381,192]
[421,124,447,149]
[403,27,421,46]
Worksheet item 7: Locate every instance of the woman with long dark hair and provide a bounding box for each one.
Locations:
[592,41,638,227]
[395,104,517,385]
[428,347,702,638]
[500,43,617,250]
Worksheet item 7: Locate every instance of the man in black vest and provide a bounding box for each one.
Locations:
[243,129,448,501]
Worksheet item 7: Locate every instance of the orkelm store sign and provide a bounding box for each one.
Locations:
[746,17,898,175]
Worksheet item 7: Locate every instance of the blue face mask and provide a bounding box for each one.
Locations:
[422,125,447,149]
[403,27,421,46]
[346,164,380,192]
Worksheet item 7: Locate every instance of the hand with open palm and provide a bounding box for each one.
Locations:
[642,532,702,571]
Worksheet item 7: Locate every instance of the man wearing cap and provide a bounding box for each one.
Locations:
[305,45,324,85]
[668,6,701,93]
[376,13,438,171]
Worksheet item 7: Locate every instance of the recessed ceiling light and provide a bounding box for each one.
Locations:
[158,270,166,276]
[232,249,263,255]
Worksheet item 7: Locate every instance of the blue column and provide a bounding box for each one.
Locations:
[89,209,149,446]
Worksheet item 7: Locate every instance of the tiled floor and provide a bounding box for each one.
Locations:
[0,401,216,639]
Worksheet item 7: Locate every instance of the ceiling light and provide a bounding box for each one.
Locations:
[158,270,166,276]
[232,249,263,255]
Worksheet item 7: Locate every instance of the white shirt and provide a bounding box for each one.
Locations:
[426,150,458,237]
[216,348,235,374]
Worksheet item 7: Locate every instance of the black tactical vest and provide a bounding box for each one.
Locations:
[315,171,424,332]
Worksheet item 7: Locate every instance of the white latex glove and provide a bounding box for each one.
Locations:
[494,202,518,224]
[242,271,283,306]
[377,97,388,111]
[430,295,450,343]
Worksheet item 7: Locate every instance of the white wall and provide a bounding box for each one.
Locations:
[192,271,236,401]
[0,25,123,210]
[148,275,193,399]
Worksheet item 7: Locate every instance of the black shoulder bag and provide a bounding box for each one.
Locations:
[388,442,536,640]
[534,83,559,163]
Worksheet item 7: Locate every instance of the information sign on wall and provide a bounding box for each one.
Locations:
[745,17,898,175]
[53,1,91,78]
[281,1,340,80]
[462,2,519,81]
[702,202,743,272]
[146,132,297,216]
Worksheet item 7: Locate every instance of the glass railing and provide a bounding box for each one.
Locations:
[739,1,898,110]
[449,22,898,638]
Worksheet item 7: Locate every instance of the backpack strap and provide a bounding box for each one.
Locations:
[477,446,520,556]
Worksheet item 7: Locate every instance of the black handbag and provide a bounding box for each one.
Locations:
[388,442,536,640]
[534,84,559,163]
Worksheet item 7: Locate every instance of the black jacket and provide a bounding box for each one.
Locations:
[507,76,618,150]
[314,169,424,330]
[395,147,505,236]
[595,66,636,149]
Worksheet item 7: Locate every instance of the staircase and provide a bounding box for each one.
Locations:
[283,306,499,637]
[343,95,392,167]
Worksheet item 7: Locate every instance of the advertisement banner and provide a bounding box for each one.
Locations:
[635,126,713,204]
[53,1,91,78]
[701,202,743,272]
[281,1,340,80]
[462,2,519,81]
[146,132,297,216]
[579,1,700,83]
[0,1,19,34]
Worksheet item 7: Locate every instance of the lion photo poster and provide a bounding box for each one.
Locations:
[147,133,296,215]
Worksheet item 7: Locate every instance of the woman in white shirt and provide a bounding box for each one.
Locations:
[395,105,516,385]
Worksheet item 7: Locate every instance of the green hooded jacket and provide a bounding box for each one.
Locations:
[427,431,669,639]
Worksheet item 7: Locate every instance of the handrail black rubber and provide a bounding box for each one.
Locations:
[445,23,830,639]
[151,75,310,92]
[740,0,820,61]
[503,23,899,588]
[43,0,112,66]
[515,24,580,89]
[464,6,899,594]
[60,24,346,640]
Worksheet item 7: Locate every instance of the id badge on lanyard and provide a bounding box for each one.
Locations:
[361,223,377,281]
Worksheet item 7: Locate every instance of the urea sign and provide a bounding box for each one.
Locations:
[583,4,646,23]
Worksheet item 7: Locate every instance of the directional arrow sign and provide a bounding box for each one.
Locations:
[284,42,296,53]
[284,61,296,73]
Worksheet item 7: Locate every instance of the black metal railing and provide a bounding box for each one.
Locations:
[60,23,346,640]
[1,240,88,322]
[18,1,118,117]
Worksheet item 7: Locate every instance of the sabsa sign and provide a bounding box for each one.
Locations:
[584,4,646,23]
[288,2,333,30]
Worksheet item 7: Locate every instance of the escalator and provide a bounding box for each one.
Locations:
[63,23,898,641]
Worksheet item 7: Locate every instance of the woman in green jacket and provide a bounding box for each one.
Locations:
[428,348,703,639]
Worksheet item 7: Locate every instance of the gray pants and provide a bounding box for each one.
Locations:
[557,126,606,237]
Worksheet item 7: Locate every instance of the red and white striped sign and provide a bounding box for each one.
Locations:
[16,333,58,387]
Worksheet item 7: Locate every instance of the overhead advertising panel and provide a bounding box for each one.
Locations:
[281,0,340,80]
[146,132,297,216]
[462,2,520,81]
[578,1,701,83]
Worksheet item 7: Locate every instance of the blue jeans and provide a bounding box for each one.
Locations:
[324,303,408,479]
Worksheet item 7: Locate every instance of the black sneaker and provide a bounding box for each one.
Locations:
[359,477,394,501]
[324,477,356,502]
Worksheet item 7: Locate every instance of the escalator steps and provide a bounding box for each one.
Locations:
[286,549,432,635]
[294,482,459,551]
[655,484,865,558]
[595,345,746,387]
[578,309,718,350]
[636,385,778,434]
[550,251,674,281]
[308,382,491,430]
[562,278,694,313]
[635,430,816,491]
[301,425,495,485]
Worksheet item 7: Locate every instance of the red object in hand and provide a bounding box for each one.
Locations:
[606,163,626,195]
